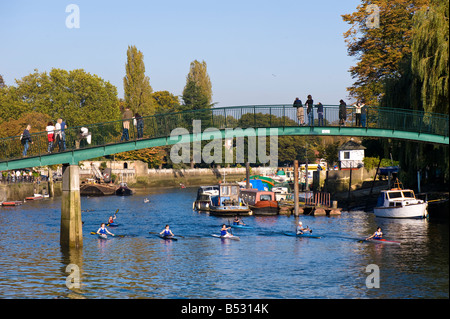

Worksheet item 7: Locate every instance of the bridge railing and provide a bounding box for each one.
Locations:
[0,105,448,163]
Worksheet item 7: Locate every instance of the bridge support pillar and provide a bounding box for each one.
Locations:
[60,164,83,248]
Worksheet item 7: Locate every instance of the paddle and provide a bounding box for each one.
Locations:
[90,231,124,237]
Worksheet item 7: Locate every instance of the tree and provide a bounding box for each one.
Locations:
[411,0,449,114]
[0,68,120,132]
[182,60,213,110]
[152,90,181,114]
[0,74,5,88]
[342,0,429,105]
[123,45,154,116]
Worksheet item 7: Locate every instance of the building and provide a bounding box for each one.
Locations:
[338,139,366,169]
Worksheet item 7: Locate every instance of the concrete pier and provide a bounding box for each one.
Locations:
[60,164,83,248]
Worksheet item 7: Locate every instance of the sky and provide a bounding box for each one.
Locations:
[0,0,361,107]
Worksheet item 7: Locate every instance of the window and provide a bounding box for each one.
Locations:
[344,152,350,159]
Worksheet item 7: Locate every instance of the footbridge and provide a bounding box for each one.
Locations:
[1,105,448,247]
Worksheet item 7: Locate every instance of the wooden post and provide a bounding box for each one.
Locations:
[294,160,299,216]
[60,164,83,248]
[245,162,250,189]
[48,167,54,198]
[347,163,353,206]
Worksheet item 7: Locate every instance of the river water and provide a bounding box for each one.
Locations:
[0,187,448,299]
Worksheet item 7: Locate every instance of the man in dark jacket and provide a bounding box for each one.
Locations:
[21,125,33,157]
[293,97,304,125]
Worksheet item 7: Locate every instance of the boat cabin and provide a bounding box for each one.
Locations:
[210,183,243,207]
[240,189,276,206]
[377,189,417,208]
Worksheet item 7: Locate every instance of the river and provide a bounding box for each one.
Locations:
[0,187,448,299]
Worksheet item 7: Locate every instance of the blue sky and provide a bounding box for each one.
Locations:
[0,0,361,107]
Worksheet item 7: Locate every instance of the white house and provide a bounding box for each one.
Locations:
[338,139,366,169]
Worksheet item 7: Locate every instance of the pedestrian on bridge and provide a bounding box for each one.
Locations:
[21,125,33,157]
[293,97,305,126]
[305,95,314,126]
[316,102,324,126]
[121,106,133,142]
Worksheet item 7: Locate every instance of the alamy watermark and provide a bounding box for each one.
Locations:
[365,264,380,288]
[65,4,80,29]
[169,120,279,167]
[366,4,380,29]
[65,263,80,289]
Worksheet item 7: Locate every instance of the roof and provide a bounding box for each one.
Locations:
[338,140,366,151]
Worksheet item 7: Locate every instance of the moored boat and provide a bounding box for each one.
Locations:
[115,182,134,196]
[193,185,219,211]
[209,183,252,216]
[240,189,278,215]
[373,182,428,219]
[1,201,23,206]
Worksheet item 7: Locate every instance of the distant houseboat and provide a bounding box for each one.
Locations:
[240,189,278,215]
[115,182,134,196]
[209,183,252,216]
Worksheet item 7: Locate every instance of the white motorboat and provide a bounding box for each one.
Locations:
[374,187,428,219]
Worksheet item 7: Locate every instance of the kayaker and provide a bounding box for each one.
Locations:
[220,224,232,237]
[232,216,246,225]
[97,223,114,236]
[160,225,174,237]
[296,221,312,235]
[366,227,383,240]
[108,215,117,224]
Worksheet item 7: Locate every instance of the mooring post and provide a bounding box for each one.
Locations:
[60,164,83,248]
[294,160,299,216]
[246,162,250,189]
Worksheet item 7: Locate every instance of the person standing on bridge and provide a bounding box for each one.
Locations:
[135,113,144,139]
[293,97,305,126]
[59,118,68,151]
[121,106,133,142]
[305,95,314,126]
[21,125,33,157]
[316,102,324,126]
[339,99,347,126]
[353,101,364,127]
[45,121,55,153]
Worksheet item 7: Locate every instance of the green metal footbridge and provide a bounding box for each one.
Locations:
[1,105,448,171]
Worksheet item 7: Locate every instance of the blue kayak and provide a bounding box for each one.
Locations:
[107,222,119,227]
[230,224,253,229]
[284,232,322,239]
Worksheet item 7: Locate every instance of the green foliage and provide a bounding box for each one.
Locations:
[152,90,181,114]
[0,68,120,133]
[182,60,213,111]
[123,45,154,116]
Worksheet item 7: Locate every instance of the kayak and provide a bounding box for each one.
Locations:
[230,224,253,229]
[158,234,178,241]
[284,232,322,239]
[362,238,401,245]
[98,233,108,240]
[211,234,240,241]
[107,222,119,227]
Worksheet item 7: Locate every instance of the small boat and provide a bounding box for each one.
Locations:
[373,180,428,219]
[144,198,150,203]
[230,224,253,229]
[211,234,240,241]
[158,234,178,241]
[193,185,219,211]
[209,183,252,216]
[1,201,23,206]
[107,222,119,227]
[240,189,278,215]
[284,232,322,239]
[25,196,43,200]
[98,233,108,240]
[361,238,401,245]
[115,182,134,196]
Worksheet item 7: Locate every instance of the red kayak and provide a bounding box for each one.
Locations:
[362,238,401,245]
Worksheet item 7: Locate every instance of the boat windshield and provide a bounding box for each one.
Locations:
[387,191,403,199]
[260,194,272,201]
[402,191,415,198]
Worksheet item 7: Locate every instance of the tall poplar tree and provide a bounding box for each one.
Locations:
[182,60,213,110]
[123,45,154,116]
